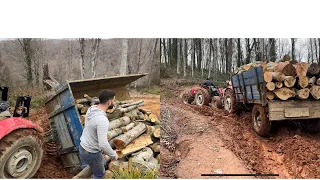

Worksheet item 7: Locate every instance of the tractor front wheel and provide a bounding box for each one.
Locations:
[252,104,271,136]
[0,129,43,178]
[195,88,210,106]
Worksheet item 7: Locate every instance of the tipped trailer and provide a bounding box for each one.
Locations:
[226,66,320,136]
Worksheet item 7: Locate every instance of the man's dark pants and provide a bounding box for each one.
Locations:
[79,145,106,179]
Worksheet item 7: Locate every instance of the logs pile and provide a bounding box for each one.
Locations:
[235,61,320,101]
[74,95,160,179]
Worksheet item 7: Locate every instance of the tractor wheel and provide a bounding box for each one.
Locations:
[224,89,239,113]
[252,104,271,136]
[301,119,320,133]
[0,129,43,178]
[181,91,193,104]
[211,96,223,109]
[195,88,210,106]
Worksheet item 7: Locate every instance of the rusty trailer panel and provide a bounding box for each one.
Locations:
[268,100,320,121]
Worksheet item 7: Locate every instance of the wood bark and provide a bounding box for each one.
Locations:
[276,61,297,76]
[109,116,131,130]
[119,100,144,108]
[283,76,296,88]
[273,87,296,100]
[294,62,308,77]
[138,108,152,115]
[307,62,320,76]
[309,76,316,85]
[149,142,160,153]
[116,135,153,158]
[310,86,320,99]
[107,128,123,140]
[121,122,136,132]
[113,122,146,149]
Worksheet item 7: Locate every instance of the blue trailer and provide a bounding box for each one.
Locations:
[44,74,146,173]
[228,66,320,136]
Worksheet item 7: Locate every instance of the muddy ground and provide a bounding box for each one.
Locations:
[160,79,320,179]
[27,92,160,178]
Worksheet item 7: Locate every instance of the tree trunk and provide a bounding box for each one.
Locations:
[78,38,85,79]
[116,135,153,158]
[109,116,131,130]
[273,87,296,100]
[113,122,146,149]
[310,85,320,99]
[183,39,187,77]
[291,38,296,60]
[120,39,129,75]
[177,39,181,74]
[296,88,310,99]
[90,38,101,78]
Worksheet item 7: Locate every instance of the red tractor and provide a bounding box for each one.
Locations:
[181,80,233,109]
[0,86,43,178]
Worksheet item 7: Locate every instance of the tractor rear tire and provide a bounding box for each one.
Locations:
[195,88,210,106]
[0,129,43,179]
[224,89,239,113]
[301,119,320,133]
[252,104,271,136]
[211,96,223,109]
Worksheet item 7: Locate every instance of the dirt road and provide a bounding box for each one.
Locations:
[28,92,160,178]
[161,99,320,179]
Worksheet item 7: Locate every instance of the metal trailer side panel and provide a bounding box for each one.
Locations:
[269,100,320,121]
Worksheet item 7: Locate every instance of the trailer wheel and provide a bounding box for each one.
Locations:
[195,88,210,106]
[301,119,320,133]
[211,96,223,108]
[0,129,43,178]
[224,89,239,113]
[252,104,271,136]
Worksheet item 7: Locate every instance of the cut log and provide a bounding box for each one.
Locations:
[273,87,296,100]
[266,82,275,91]
[129,156,159,172]
[109,116,131,130]
[317,78,320,85]
[297,76,309,89]
[113,122,146,149]
[138,108,152,115]
[309,76,316,85]
[146,126,155,135]
[107,128,123,140]
[121,122,136,132]
[107,108,123,120]
[149,113,160,125]
[76,104,84,110]
[131,147,153,161]
[76,98,90,104]
[294,62,308,77]
[109,138,116,149]
[119,104,144,113]
[153,126,160,138]
[149,142,160,153]
[275,82,283,89]
[116,135,153,158]
[80,105,90,114]
[119,100,144,108]
[266,92,275,100]
[156,154,160,163]
[283,76,296,88]
[108,161,129,172]
[272,72,285,82]
[263,72,273,82]
[276,61,297,76]
[80,115,86,125]
[72,165,92,179]
[310,86,320,99]
[307,62,320,76]
[296,88,310,100]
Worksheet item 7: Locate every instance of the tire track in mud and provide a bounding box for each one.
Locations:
[164,100,320,178]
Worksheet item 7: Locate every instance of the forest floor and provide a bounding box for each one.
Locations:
[160,78,320,179]
[27,91,160,178]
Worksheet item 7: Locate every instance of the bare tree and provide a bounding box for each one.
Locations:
[78,38,85,79]
[17,38,34,86]
[90,38,101,78]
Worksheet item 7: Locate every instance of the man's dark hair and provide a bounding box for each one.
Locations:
[206,78,210,80]
[99,89,116,104]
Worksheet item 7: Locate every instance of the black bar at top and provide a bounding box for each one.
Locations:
[201,174,279,176]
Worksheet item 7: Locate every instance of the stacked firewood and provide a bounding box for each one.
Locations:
[234,61,320,101]
[74,95,160,179]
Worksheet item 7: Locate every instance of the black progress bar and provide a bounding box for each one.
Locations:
[201,174,279,176]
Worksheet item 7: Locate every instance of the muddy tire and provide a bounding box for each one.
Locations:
[181,91,193,104]
[211,96,223,109]
[195,88,210,106]
[224,89,239,113]
[301,119,320,133]
[252,104,271,136]
[0,129,43,178]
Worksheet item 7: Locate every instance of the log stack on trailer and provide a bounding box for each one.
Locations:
[234,61,320,101]
[73,95,160,179]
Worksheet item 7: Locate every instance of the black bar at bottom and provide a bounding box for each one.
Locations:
[201,174,279,176]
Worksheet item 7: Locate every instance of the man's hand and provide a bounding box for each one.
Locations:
[111,154,118,161]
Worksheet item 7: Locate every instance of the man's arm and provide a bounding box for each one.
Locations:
[96,118,117,158]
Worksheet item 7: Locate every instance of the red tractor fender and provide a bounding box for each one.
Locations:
[0,117,43,140]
